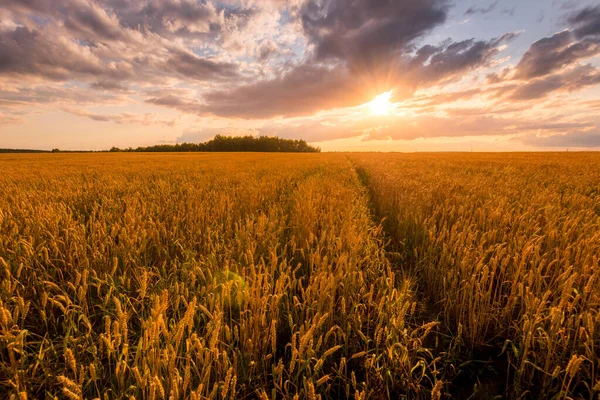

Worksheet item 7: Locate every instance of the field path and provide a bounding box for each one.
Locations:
[345,154,516,400]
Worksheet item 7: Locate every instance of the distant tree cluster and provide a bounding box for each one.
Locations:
[109,135,321,153]
[0,135,320,154]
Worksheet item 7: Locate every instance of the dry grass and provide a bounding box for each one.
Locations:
[1,152,598,399]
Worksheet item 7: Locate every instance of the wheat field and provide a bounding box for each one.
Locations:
[0,153,598,399]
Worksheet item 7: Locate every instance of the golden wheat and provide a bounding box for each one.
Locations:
[350,152,600,398]
[0,153,429,399]
[1,152,597,399]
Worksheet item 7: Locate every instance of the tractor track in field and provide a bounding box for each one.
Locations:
[344,154,513,400]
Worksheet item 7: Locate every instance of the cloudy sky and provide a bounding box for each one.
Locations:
[1,0,600,151]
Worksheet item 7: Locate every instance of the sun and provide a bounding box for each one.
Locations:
[369,91,394,115]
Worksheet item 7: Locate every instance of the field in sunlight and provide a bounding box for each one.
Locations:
[1,153,599,399]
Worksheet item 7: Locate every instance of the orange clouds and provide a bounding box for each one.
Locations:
[0,1,600,150]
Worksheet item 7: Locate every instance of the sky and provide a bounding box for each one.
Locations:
[1,0,600,151]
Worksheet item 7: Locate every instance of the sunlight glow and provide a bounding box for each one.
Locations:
[369,91,394,115]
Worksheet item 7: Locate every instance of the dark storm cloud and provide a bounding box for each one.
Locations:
[0,0,250,88]
[0,2,245,88]
[464,1,499,16]
[511,5,600,83]
[201,63,360,118]
[0,0,526,120]
[514,31,600,79]
[99,0,224,37]
[0,24,238,84]
[62,2,124,41]
[200,0,456,119]
[2,0,600,138]
[509,64,600,100]
[4,0,126,41]
[4,0,226,39]
[299,0,449,70]
[2,0,63,17]
[198,31,515,119]
[567,5,600,39]
[409,33,518,84]
[0,26,124,80]
[199,1,518,119]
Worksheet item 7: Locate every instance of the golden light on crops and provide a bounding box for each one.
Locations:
[368,91,394,115]
[1,152,598,399]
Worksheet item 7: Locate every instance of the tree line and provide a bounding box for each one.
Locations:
[109,135,320,153]
[1,136,320,153]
